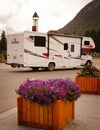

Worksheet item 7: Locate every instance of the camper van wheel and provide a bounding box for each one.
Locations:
[48,63,55,71]
[11,64,16,68]
[31,67,39,71]
[85,60,92,66]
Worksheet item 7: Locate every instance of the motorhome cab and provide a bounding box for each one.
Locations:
[7,31,95,70]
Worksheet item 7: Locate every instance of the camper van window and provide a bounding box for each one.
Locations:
[35,36,46,47]
[64,43,68,50]
[84,41,90,45]
[71,45,74,52]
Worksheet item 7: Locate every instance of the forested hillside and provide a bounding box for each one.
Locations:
[58,0,100,52]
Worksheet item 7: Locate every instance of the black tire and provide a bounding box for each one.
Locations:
[48,63,55,71]
[31,67,39,71]
[85,60,92,66]
[11,64,16,68]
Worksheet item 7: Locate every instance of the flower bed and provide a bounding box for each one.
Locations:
[16,78,81,106]
[76,64,100,94]
[16,78,81,130]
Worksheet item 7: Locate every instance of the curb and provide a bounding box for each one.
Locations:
[0,107,17,120]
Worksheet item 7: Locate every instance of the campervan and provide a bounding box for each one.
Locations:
[7,31,95,70]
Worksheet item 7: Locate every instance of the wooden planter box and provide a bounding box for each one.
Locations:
[75,77,100,94]
[97,78,100,94]
[17,97,74,130]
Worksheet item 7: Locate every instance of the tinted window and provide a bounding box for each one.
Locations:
[64,43,68,50]
[84,41,90,45]
[71,45,74,52]
[35,36,46,47]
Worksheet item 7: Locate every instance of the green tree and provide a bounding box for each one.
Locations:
[0,30,7,52]
[96,30,100,52]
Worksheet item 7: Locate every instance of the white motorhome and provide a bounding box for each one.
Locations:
[7,31,95,70]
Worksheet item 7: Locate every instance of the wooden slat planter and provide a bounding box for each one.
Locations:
[17,97,74,130]
[97,78,100,94]
[75,77,100,94]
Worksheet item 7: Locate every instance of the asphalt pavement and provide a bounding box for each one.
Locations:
[0,94,100,130]
[0,60,100,130]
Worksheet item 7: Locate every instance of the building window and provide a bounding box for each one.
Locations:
[84,41,90,45]
[71,45,74,52]
[35,36,46,47]
[64,43,68,50]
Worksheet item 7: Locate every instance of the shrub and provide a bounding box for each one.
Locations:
[77,64,100,77]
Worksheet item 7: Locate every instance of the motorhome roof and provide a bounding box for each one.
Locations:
[47,32,83,39]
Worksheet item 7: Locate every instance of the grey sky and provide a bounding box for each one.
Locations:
[0,0,93,33]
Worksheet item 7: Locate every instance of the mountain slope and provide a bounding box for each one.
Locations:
[58,0,100,34]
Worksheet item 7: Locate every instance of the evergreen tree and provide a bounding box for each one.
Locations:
[96,30,100,52]
[0,30,7,52]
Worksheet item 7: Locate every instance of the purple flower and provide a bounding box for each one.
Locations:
[16,78,81,105]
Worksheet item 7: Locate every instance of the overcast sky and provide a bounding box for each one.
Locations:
[0,0,93,33]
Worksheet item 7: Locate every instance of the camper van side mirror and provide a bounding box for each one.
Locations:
[64,43,68,50]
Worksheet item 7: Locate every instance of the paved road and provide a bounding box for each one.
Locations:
[0,59,100,113]
[93,59,100,69]
[0,65,79,113]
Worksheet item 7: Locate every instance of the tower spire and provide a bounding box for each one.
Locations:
[32,12,39,31]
